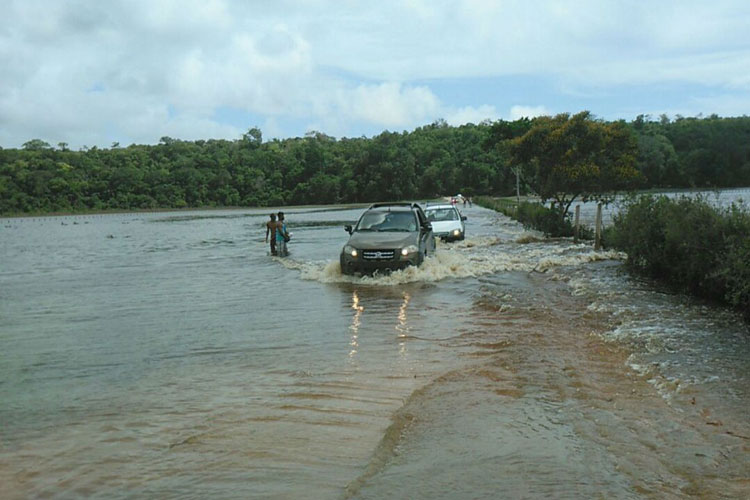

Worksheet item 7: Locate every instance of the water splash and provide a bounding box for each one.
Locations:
[277,236,625,286]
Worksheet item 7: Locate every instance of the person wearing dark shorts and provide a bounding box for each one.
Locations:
[265,213,277,255]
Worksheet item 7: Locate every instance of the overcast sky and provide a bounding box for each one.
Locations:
[2,0,750,149]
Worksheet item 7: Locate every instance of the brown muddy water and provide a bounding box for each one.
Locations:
[1,202,748,499]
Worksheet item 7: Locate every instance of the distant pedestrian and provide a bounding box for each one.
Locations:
[265,213,277,255]
[276,211,289,257]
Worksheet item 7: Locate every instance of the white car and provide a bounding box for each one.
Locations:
[425,203,467,241]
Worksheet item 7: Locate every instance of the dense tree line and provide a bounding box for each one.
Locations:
[632,114,750,188]
[2,114,750,215]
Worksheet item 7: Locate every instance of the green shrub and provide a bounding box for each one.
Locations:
[474,196,517,217]
[475,196,576,237]
[607,194,750,321]
[717,204,750,320]
[515,202,574,237]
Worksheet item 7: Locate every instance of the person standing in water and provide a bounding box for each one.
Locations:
[265,213,277,255]
[275,211,289,257]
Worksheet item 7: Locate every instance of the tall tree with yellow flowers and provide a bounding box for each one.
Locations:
[512,111,641,222]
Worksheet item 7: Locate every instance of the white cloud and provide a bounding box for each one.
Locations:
[446,105,499,126]
[169,27,314,115]
[343,83,440,127]
[2,0,750,147]
[509,105,551,120]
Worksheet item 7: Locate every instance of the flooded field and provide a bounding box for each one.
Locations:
[1,200,748,498]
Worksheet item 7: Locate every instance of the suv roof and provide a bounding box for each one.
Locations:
[424,203,456,209]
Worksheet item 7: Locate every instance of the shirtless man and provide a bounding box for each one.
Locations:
[265,213,277,255]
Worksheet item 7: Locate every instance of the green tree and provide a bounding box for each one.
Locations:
[242,127,263,148]
[512,111,640,222]
[22,139,52,151]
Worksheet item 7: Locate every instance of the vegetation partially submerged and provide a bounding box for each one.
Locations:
[479,191,750,322]
[604,195,750,322]
[475,196,591,239]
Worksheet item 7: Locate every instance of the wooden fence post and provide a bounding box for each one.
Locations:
[594,203,603,250]
[574,205,580,243]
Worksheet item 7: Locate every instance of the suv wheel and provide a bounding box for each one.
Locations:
[340,254,351,275]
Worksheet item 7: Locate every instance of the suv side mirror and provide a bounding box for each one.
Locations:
[344,224,353,234]
[422,222,432,232]
[461,215,467,221]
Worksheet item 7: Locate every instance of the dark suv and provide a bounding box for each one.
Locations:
[340,203,436,275]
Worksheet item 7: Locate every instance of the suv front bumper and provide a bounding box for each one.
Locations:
[340,252,421,275]
[434,230,464,241]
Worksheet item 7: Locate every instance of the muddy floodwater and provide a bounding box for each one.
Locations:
[1,201,748,499]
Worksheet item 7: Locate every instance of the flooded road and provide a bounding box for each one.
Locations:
[1,202,748,498]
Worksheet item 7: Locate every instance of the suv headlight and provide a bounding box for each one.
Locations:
[452,229,462,236]
[401,245,419,256]
[344,245,358,257]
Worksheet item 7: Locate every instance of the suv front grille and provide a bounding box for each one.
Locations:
[362,249,396,261]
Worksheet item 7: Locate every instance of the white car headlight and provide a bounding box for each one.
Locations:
[401,245,419,256]
[453,229,461,236]
[344,245,358,257]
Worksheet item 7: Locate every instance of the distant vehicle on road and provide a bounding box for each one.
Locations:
[340,203,436,275]
[425,203,467,241]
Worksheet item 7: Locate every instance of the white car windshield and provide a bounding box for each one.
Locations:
[426,208,459,222]
[356,211,418,232]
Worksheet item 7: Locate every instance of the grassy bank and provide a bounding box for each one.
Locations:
[604,195,750,322]
[474,196,592,238]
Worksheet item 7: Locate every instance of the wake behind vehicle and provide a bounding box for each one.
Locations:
[340,203,436,275]
[424,203,467,241]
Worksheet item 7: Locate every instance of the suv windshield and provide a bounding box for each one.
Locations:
[426,208,458,221]
[356,211,418,232]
